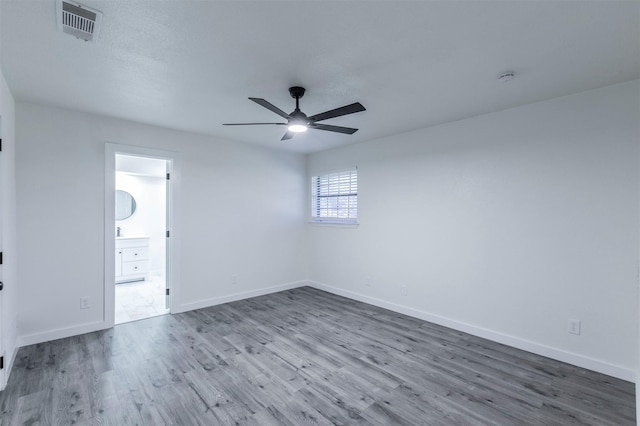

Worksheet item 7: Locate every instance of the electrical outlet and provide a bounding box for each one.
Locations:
[231,274,238,285]
[401,286,408,296]
[568,319,581,335]
[80,297,90,309]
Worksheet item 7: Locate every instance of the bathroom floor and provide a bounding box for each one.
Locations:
[115,276,169,324]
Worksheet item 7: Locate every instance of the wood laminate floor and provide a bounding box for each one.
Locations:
[0,287,635,425]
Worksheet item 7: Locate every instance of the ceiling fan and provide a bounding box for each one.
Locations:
[223,86,366,141]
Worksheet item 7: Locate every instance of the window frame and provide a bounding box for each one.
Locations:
[310,168,358,225]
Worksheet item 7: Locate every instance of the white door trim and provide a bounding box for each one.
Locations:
[104,143,181,327]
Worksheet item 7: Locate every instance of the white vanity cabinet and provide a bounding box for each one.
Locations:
[115,237,149,283]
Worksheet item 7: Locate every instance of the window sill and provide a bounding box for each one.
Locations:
[308,221,359,228]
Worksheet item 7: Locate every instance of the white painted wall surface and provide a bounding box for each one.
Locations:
[0,68,18,389]
[307,81,640,380]
[16,103,307,344]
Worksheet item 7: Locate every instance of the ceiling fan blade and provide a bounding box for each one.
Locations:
[281,131,294,141]
[223,122,286,126]
[311,123,359,135]
[308,102,366,122]
[249,98,291,119]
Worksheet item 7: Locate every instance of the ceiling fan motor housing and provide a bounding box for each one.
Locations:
[289,109,308,121]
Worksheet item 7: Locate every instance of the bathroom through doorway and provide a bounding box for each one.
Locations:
[114,154,170,324]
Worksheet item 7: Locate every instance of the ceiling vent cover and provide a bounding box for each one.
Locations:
[56,0,103,42]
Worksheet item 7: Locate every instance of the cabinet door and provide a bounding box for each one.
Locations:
[115,250,123,277]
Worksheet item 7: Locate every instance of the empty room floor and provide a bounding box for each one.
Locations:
[0,287,634,425]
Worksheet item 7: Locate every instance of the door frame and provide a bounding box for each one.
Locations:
[104,143,181,327]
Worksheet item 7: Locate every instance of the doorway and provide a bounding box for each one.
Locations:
[104,144,179,328]
[114,154,169,324]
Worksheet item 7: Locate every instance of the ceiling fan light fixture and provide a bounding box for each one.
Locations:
[288,123,308,133]
[288,107,308,132]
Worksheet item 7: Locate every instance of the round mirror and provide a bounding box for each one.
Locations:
[115,190,137,220]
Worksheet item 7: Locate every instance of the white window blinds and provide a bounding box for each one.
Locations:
[311,169,358,223]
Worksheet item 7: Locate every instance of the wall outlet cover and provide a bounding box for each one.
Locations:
[568,319,581,335]
[80,297,90,309]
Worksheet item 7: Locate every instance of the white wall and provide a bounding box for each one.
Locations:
[16,102,307,344]
[0,68,18,390]
[116,172,166,277]
[307,81,640,381]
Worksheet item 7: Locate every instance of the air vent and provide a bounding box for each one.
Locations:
[56,0,103,42]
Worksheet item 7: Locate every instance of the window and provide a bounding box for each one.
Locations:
[311,169,358,224]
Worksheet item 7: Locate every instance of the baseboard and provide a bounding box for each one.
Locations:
[17,320,108,348]
[175,280,308,313]
[308,281,636,383]
[7,345,19,377]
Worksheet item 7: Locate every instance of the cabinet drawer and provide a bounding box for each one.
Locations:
[122,247,148,262]
[122,261,148,276]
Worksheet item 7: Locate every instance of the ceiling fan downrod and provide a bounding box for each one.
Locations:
[289,86,305,111]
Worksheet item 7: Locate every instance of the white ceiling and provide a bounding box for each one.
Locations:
[1,1,638,154]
